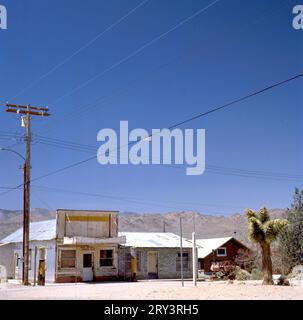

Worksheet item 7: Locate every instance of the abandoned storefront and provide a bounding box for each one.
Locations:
[0,209,126,283]
[118,232,193,280]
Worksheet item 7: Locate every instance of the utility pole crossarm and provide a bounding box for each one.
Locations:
[6,103,49,111]
[5,104,50,116]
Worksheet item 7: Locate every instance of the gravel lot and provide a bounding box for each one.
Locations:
[0,280,302,300]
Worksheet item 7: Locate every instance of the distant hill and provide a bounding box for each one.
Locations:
[0,208,286,245]
[0,208,56,241]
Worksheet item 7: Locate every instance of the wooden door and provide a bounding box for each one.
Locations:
[147,251,158,278]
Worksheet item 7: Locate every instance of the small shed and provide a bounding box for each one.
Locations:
[196,237,249,272]
[118,232,193,280]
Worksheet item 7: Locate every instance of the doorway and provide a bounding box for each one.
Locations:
[14,253,20,280]
[147,251,158,279]
[82,253,94,282]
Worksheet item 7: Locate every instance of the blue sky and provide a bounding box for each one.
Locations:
[0,0,302,215]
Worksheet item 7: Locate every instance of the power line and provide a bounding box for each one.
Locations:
[167,72,303,130]
[0,187,18,190]
[0,183,23,196]
[31,184,234,215]
[26,73,303,184]
[6,0,149,102]
[31,137,303,182]
[31,71,303,182]
[36,0,293,136]
[31,132,303,178]
[2,71,303,197]
[48,0,221,107]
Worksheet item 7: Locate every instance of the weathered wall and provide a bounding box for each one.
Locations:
[118,247,193,280]
[56,210,118,239]
[0,243,16,278]
[56,243,119,282]
[4,240,56,282]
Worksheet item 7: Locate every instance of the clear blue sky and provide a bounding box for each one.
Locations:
[0,0,302,215]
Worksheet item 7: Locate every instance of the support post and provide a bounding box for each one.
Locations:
[180,216,184,287]
[192,232,197,287]
[33,246,37,286]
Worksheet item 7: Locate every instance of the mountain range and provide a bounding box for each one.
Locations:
[0,208,286,245]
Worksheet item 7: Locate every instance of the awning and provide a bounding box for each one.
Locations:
[63,236,126,245]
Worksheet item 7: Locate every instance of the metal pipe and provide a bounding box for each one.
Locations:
[180,216,184,287]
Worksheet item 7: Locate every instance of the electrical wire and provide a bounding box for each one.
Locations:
[36,0,292,136]
[30,71,303,183]
[6,0,149,102]
[31,184,237,215]
[48,0,221,107]
[1,70,302,198]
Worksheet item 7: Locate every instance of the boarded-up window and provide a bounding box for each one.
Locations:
[100,250,113,267]
[60,250,76,268]
[176,252,189,271]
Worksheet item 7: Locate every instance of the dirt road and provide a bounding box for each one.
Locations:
[0,280,302,300]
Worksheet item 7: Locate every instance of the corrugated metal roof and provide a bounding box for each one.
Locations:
[118,232,193,248]
[196,237,232,258]
[0,219,56,243]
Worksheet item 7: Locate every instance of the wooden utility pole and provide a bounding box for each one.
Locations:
[5,103,50,285]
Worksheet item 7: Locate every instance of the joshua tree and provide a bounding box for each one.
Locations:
[246,207,288,285]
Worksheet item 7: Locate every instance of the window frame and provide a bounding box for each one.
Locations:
[216,247,227,257]
[99,249,114,267]
[176,252,189,272]
[60,249,76,269]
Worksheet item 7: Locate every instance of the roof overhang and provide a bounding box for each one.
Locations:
[63,236,126,245]
[0,242,10,247]
[196,237,251,259]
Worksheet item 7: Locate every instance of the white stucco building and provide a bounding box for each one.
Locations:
[0,209,126,282]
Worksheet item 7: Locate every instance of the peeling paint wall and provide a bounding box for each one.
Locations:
[56,243,119,282]
[0,243,16,278]
[4,240,57,282]
[56,210,118,239]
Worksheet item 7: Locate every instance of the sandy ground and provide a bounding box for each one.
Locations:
[0,279,303,300]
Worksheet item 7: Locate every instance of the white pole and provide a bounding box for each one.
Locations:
[180,216,184,287]
[192,232,197,287]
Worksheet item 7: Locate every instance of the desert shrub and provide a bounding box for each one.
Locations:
[235,248,260,272]
[250,268,263,280]
[234,266,251,281]
[288,265,303,280]
[214,271,225,279]
[276,275,290,286]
